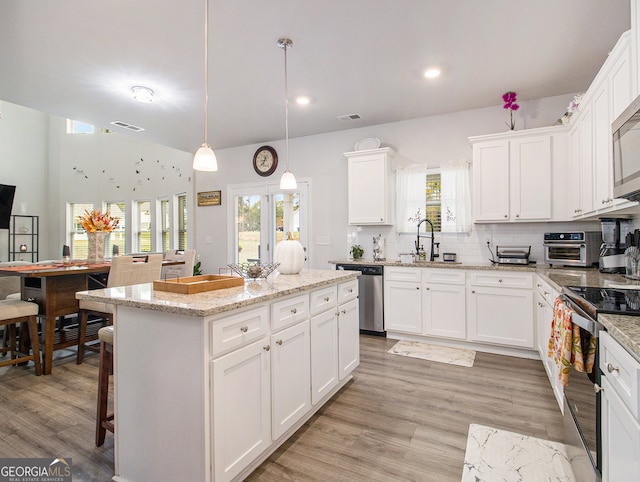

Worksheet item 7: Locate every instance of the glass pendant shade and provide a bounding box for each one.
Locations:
[279,169,297,190]
[193,143,218,171]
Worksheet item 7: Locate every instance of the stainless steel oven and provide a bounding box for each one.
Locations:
[560,291,604,482]
[544,232,601,267]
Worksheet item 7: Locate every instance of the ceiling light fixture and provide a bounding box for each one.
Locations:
[131,85,154,103]
[424,68,441,79]
[193,0,218,172]
[296,96,310,105]
[278,37,297,190]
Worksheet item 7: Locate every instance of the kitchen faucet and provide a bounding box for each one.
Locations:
[415,218,436,262]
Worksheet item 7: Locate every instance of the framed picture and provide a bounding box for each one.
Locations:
[197,190,221,206]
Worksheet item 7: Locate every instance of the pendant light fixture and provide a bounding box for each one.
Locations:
[278,38,297,190]
[193,0,218,171]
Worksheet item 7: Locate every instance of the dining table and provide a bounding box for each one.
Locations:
[0,257,183,374]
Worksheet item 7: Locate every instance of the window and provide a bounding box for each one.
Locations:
[425,173,442,232]
[105,201,125,256]
[66,119,94,134]
[159,198,170,252]
[68,202,94,258]
[177,194,188,250]
[135,200,151,252]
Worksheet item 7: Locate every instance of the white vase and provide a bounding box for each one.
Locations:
[87,231,107,264]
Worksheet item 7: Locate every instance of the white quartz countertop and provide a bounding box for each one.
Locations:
[75,269,358,317]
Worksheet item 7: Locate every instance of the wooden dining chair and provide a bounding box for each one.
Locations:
[76,254,162,364]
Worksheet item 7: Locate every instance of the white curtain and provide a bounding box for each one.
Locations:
[396,165,427,233]
[441,160,471,233]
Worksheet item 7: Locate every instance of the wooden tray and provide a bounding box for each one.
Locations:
[153,274,244,294]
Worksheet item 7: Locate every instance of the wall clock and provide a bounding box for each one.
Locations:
[253,146,278,177]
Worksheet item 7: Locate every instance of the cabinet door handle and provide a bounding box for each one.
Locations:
[341,309,346,315]
[291,308,297,314]
[263,345,271,352]
[276,339,283,346]
[348,288,353,293]
[607,363,619,374]
[240,326,248,333]
[323,296,330,302]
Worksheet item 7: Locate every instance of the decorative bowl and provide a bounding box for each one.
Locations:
[227,262,280,280]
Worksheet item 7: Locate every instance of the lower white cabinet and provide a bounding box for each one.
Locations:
[535,277,563,410]
[423,283,466,339]
[338,298,360,379]
[601,376,640,482]
[310,309,339,404]
[600,331,640,482]
[212,338,271,482]
[467,271,534,349]
[271,320,311,440]
[384,278,422,334]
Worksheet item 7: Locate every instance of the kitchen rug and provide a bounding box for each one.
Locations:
[387,340,475,367]
[461,424,576,482]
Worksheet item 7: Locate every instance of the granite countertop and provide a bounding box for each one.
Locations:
[329,258,539,272]
[75,269,358,318]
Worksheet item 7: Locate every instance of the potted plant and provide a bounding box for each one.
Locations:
[350,245,364,259]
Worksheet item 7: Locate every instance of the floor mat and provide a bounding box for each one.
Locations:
[387,340,475,367]
[461,423,576,481]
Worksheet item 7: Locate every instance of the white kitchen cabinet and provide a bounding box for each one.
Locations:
[470,126,567,223]
[467,271,534,349]
[271,320,311,440]
[212,338,271,482]
[338,298,359,379]
[600,331,640,482]
[310,308,339,404]
[535,276,563,411]
[384,278,422,334]
[570,103,595,218]
[345,147,396,225]
[423,268,466,340]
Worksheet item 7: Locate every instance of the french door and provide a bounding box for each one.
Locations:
[230,181,309,267]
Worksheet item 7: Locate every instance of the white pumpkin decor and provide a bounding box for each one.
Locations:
[275,232,305,274]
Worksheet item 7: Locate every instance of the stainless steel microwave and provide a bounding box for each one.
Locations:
[613,94,640,202]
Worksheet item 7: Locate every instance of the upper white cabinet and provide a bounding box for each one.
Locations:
[345,147,395,225]
[570,30,638,219]
[470,126,568,223]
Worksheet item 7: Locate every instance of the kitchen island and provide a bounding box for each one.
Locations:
[76,269,359,482]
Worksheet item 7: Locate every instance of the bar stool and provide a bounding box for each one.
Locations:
[96,325,114,446]
[0,299,41,375]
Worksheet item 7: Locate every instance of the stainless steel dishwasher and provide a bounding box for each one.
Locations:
[336,264,384,336]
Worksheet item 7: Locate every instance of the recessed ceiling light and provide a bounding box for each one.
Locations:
[424,68,441,79]
[131,85,154,103]
[296,96,310,105]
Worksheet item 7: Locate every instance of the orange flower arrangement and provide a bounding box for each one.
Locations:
[79,209,119,233]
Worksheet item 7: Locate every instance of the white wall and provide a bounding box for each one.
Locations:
[3,92,627,270]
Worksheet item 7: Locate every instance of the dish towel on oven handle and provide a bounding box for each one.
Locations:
[548,297,597,386]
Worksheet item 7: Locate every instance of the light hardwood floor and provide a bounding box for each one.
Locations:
[0,336,564,482]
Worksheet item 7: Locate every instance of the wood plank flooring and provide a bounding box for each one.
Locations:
[0,336,564,482]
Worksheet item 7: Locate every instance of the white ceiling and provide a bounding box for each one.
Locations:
[0,1,631,152]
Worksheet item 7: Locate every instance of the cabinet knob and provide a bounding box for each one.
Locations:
[425,287,430,290]
[471,290,475,294]
[498,279,503,283]
[263,345,271,352]
[504,214,508,218]
[276,339,283,346]
[416,286,420,290]
[515,214,520,218]
[240,326,248,333]
[348,288,353,293]
[323,296,330,302]
[593,383,604,393]
[607,363,619,374]
[291,308,297,314]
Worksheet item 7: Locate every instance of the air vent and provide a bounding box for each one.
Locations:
[110,120,145,132]
[337,113,362,121]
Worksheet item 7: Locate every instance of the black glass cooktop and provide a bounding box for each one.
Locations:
[566,286,640,316]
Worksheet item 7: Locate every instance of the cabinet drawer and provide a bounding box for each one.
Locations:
[384,266,421,283]
[423,268,465,285]
[536,276,557,305]
[337,279,358,304]
[271,294,309,331]
[469,271,533,289]
[210,305,269,357]
[600,331,640,419]
[310,285,338,316]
